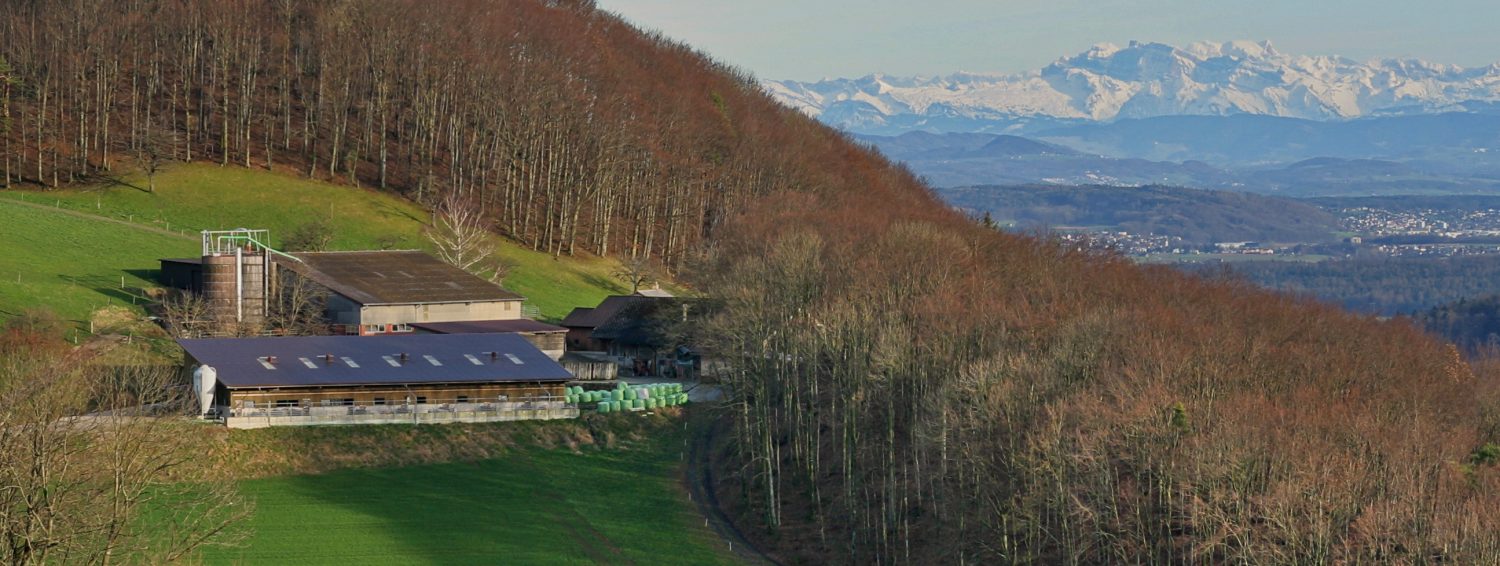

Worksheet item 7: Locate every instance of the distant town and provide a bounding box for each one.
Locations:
[1055,205,1500,261]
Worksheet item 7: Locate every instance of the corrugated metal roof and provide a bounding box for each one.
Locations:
[179,333,570,389]
[276,251,523,305]
[411,319,566,334]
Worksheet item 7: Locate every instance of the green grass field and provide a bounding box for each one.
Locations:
[205,431,736,565]
[0,164,631,321]
[0,199,195,324]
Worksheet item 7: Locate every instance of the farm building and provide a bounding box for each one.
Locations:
[562,294,700,377]
[411,319,567,360]
[561,295,650,352]
[272,250,526,335]
[180,332,576,429]
[159,235,537,336]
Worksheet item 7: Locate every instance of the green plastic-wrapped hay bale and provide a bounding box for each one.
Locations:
[631,399,643,410]
[624,388,637,401]
[597,401,611,413]
[678,393,689,405]
[565,394,576,404]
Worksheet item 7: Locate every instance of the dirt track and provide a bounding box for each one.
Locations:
[683,408,779,566]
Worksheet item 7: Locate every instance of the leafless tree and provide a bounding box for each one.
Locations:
[613,254,659,293]
[268,270,330,336]
[0,337,248,564]
[159,290,210,338]
[426,192,507,282]
[132,121,179,193]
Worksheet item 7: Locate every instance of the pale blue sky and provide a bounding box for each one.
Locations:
[596,0,1500,81]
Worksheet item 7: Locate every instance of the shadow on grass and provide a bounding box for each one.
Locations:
[205,432,731,565]
[581,273,629,296]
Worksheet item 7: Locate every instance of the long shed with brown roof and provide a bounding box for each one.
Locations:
[274,251,526,335]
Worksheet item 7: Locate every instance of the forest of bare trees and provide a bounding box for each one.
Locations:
[7,0,1500,563]
[700,188,1500,562]
[0,0,880,267]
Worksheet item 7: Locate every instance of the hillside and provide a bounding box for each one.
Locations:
[4,1,1500,565]
[0,164,629,322]
[1419,294,1500,351]
[201,417,737,565]
[0,198,193,324]
[938,184,1340,244]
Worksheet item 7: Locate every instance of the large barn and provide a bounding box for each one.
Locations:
[273,250,527,335]
[179,332,576,428]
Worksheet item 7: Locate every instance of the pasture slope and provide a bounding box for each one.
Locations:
[0,164,630,321]
[205,422,737,565]
[3,167,725,564]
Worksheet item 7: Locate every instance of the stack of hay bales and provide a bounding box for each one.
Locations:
[589,382,689,413]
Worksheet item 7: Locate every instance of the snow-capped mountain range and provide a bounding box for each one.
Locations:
[764,40,1500,134]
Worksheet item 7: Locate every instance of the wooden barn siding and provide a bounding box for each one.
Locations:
[228,381,564,408]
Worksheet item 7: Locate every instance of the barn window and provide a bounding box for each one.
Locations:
[415,396,427,404]
[274,399,298,408]
[373,397,387,405]
[339,398,355,406]
[457,395,470,403]
[392,323,412,333]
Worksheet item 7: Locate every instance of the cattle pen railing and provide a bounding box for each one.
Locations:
[218,396,579,429]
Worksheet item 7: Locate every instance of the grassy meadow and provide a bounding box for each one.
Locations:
[204,423,735,565]
[0,164,631,321]
[0,198,195,324]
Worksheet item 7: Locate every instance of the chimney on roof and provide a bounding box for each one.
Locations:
[323,353,335,364]
[399,352,409,362]
[267,356,278,364]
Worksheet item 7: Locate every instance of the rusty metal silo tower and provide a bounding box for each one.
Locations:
[201,229,272,328]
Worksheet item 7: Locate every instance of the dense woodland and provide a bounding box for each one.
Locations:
[1420,294,1500,352]
[1217,256,1500,315]
[939,184,1339,244]
[0,0,902,266]
[5,1,1500,564]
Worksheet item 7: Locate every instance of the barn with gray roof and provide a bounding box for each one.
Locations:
[180,332,576,428]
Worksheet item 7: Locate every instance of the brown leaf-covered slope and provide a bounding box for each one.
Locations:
[0,0,934,264]
[4,1,1500,563]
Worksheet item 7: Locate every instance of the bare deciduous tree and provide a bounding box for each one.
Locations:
[159,290,210,339]
[426,192,507,283]
[268,269,330,336]
[613,254,659,293]
[0,332,248,564]
[132,120,178,193]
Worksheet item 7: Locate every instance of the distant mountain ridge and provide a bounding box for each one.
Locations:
[766,40,1500,134]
